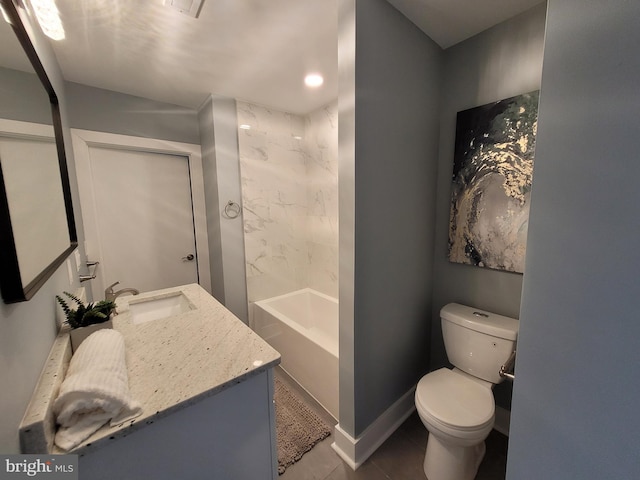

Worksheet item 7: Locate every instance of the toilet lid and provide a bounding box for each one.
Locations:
[416,368,494,430]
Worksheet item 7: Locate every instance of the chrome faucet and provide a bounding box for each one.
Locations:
[105,281,140,302]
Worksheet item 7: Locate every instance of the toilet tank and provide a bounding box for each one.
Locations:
[441,303,519,384]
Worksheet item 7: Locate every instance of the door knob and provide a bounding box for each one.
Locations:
[182,254,195,261]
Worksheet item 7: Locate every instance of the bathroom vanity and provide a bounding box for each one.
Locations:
[20,284,281,480]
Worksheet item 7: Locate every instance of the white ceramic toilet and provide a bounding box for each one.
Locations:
[415,303,518,480]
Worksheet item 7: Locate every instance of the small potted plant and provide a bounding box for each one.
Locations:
[56,291,117,352]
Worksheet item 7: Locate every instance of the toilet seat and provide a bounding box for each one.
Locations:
[415,368,494,435]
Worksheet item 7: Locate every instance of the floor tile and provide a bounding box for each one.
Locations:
[325,462,391,480]
[368,429,428,480]
[279,436,342,480]
[273,367,507,480]
[476,430,509,480]
[396,411,428,451]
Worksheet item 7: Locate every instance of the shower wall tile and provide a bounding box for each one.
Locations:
[307,216,338,246]
[306,242,338,297]
[237,100,338,303]
[305,102,338,298]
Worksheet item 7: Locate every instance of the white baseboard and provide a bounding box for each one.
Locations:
[331,425,359,470]
[494,405,511,436]
[331,386,416,470]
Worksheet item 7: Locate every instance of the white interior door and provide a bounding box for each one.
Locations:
[87,146,198,294]
[73,129,211,300]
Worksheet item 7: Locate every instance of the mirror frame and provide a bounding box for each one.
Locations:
[0,0,77,303]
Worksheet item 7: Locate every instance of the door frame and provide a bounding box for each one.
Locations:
[71,128,211,298]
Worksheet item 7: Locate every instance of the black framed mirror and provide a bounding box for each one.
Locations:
[0,0,77,303]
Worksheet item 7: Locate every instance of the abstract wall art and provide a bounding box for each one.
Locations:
[448,91,539,273]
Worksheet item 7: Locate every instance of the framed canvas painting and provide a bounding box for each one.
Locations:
[448,91,539,273]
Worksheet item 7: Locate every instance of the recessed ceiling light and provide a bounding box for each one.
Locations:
[239,124,251,130]
[304,73,324,88]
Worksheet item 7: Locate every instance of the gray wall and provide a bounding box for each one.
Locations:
[431,4,546,409]
[337,0,357,434]
[339,0,443,437]
[0,67,52,125]
[197,98,225,303]
[0,6,85,453]
[65,82,200,144]
[197,96,248,322]
[508,0,640,477]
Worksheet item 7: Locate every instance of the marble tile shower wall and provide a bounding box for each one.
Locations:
[304,103,338,297]
[237,101,338,303]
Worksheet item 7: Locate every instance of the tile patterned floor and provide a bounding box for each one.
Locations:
[276,368,508,480]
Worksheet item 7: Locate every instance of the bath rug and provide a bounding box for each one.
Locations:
[275,377,332,475]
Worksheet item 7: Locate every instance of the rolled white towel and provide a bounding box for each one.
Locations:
[53,329,142,451]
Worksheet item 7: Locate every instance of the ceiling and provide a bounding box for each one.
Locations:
[49,0,339,115]
[5,0,544,115]
[386,0,544,50]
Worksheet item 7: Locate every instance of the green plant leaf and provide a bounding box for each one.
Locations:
[56,291,114,329]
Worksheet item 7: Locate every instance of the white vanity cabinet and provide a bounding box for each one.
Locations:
[79,369,278,480]
[20,284,281,480]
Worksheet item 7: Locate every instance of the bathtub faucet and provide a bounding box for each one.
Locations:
[105,281,140,302]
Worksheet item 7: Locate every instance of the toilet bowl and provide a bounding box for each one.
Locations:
[416,368,494,480]
[415,304,518,480]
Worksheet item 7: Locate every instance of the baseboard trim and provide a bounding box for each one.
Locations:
[494,405,511,436]
[331,386,416,470]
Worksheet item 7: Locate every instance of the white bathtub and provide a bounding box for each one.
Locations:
[253,288,339,419]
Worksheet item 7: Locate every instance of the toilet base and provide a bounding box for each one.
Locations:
[423,434,486,480]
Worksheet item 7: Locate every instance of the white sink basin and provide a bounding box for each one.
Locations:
[129,292,195,325]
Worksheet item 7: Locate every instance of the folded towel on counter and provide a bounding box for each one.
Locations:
[53,329,142,451]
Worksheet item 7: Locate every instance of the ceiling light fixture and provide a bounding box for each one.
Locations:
[239,124,251,130]
[304,73,324,88]
[30,0,65,41]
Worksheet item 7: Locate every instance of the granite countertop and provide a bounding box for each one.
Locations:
[58,283,280,454]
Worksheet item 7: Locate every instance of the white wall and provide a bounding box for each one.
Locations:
[237,101,338,303]
[508,0,640,478]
